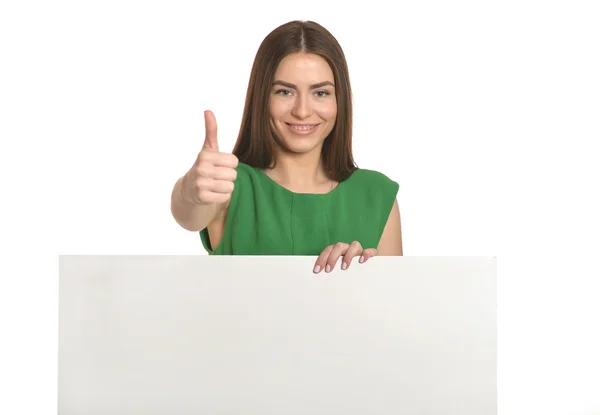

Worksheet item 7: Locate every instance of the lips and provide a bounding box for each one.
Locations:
[286,123,319,135]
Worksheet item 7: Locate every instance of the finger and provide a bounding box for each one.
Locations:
[199,151,239,169]
[313,245,334,273]
[212,152,239,169]
[341,241,363,270]
[202,165,237,181]
[196,177,235,194]
[197,190,232,205]
[359,248,379,263]
[325,242,350,272]
[203,110,219,150]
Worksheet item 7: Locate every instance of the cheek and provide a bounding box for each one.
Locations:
[268,99,277,118]
[269,99,292,119]
[322,100,337,121]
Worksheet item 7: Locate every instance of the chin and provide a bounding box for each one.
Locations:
[277,133,326,154]
[287,142,322,154]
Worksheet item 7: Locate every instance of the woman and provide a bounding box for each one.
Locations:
[171,20,403,273]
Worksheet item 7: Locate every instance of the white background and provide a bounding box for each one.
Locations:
[1,0,599,413]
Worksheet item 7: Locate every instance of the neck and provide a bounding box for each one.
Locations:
[265,148,332,192]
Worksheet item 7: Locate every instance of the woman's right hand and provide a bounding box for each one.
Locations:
[180,110,239,206]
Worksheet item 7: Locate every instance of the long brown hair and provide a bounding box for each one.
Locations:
[231,20,358,182]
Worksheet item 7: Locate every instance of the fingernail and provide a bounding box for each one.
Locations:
[325,264,331,273]
[342,262,347,270]
[313,265,320,273]
[359,256,365,263]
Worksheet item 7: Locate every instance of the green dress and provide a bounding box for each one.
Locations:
[200,162,399,255]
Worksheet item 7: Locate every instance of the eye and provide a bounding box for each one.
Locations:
[315,90,330,98]
[275,89,292,96]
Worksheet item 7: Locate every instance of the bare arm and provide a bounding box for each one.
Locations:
[171,110,237,232]
[170,175,228,232]
[377,198,403,255]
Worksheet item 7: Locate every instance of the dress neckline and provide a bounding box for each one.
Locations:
[254,166,357,197]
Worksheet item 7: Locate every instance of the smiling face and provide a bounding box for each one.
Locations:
[268,52,337,156]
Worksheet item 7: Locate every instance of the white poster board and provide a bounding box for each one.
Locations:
[59,255,496,414]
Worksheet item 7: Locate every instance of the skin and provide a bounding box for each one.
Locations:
[265,52,404,273]
[265,52,338,193]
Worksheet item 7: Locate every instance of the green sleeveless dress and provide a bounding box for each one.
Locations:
[200,162,399,255]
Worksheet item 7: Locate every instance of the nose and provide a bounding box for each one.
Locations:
[291,94,312,120]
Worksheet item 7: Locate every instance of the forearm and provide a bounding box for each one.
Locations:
[170,176,221,232]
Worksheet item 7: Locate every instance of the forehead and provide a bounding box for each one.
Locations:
[274,52,334,83]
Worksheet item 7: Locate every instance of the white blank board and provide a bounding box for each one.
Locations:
[59,255,496,414]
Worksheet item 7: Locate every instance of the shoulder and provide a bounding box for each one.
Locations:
[232,162,264,188]
[350,167,396,182]
[235,161,259,177]
[347,167,399,194]
[340,167,400,245]
[229,161,274,205]
[345,167,399,218]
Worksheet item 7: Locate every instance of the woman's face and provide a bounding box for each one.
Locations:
[269,52,337,156]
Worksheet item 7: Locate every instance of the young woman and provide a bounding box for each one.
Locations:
[171,20,403,273]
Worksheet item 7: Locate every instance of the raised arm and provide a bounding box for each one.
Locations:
[171,110,238,232]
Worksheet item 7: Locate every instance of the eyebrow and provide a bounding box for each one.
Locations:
[272,80,335,89]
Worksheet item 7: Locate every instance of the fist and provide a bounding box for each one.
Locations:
[181,110,239,206]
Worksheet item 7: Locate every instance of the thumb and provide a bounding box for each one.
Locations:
[203,110,219,150]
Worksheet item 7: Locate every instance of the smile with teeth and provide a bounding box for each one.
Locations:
[286,123,319,134]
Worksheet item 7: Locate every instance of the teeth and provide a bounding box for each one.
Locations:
[290,124,316,131]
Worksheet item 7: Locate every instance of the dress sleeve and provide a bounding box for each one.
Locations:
[199,222,214,254]
[353,168,399,246]
[373,172,400,244]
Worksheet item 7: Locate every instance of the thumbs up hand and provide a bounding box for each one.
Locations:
[180,110,239,206]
